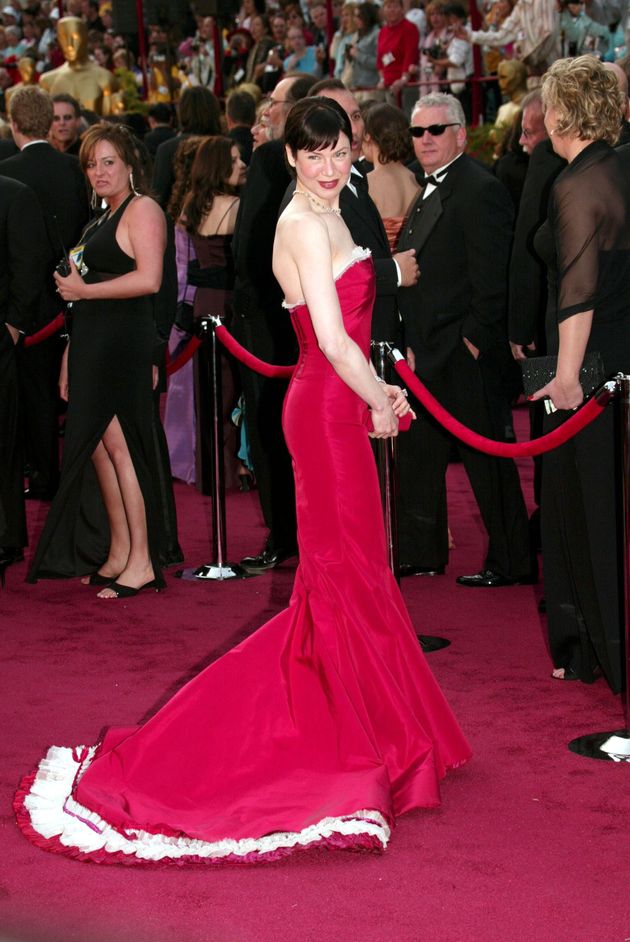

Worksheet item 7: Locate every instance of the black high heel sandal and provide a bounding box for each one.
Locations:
[84,571,119,586]
[99,579,165,599]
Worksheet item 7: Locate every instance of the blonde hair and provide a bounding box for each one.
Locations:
[542,55,624,146]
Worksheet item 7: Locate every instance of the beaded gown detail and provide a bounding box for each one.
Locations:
[15,251,470,864]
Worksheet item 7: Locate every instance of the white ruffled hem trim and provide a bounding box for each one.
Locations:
[23,746,391,861]
[283,246,372,310]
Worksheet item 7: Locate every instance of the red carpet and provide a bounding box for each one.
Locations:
[2,403,629,942]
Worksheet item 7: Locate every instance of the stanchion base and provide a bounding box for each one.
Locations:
[177,564,249,582]
[568,729,630,762]
[417,634,451,652]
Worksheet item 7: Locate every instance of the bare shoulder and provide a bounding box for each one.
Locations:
[126,194,165,226]
[277,207,328,251]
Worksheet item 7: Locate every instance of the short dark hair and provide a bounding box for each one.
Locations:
[286,73,320,103]
[364,103,413,164]
[251,12,270,32]
[355,2,379,33]
[444,3,467,19]
[226,90,256,127]
[52,92,81,117]
[284,96,353,173]
[148,102,172,124]
[309,77,346,97]
[177,86,222,135]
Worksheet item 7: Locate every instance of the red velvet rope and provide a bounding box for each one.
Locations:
[215,324,294,380]
[165,336,202,376]
[205,323,615,457]
[23,313,65,348]
[392,357,613,457]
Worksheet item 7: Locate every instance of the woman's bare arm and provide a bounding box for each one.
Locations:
[54,198,166,301]
[277,213,399,436]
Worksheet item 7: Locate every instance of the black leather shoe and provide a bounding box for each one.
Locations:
[24,485,55,501]
[399,564,445,577]
[456,569,534,588]
[240,545,297,574]
[24,472,56,501]
[0,546,25,586]
[0,546,24,566]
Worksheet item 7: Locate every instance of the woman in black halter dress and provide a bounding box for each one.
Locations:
[28,124,168,598]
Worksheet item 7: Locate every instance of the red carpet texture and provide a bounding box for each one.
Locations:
[2,404,629,942]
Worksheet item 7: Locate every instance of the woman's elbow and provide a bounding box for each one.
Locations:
[318,337,347,364]
[147,276,162,295]
[140,269,163,294]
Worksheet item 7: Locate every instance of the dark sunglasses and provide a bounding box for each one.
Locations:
[409,123,460,138]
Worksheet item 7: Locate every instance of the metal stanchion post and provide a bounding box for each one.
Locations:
[372,342,450,653]
[372,342,400,577]
[569,373,630,761]
[180,316,247,582]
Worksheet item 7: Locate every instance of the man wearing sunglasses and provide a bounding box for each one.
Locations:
[396,92,533,589]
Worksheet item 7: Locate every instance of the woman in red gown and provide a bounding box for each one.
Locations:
[15,98,470,865]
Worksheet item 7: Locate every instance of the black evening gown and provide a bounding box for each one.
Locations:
[534,141,630,691]
[28,195,166,583]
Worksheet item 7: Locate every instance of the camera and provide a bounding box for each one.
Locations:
[56,257,71,277]
[422,44,443,58]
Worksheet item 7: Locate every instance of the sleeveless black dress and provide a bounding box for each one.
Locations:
[28,195,165,583]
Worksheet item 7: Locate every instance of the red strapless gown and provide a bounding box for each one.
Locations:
[15,250,470,865]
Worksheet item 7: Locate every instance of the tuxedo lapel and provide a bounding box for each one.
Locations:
[340,184,389,251]
[399,188,443,254]
[351,161,369,190]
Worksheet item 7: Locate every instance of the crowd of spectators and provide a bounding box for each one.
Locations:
[0,0,628,130]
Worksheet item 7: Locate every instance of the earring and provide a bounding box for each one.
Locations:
[90,189,98,210]
[129,171,140,196]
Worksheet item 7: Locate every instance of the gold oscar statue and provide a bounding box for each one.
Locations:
[5,58,38,106]
[494,59,528,134]
[39,17,119,115]
[490,59,528,158]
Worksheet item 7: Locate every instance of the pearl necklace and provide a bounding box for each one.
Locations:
[293,187,341,216]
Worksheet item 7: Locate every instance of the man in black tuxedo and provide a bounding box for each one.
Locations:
[1,85,89,501]
[236,76,420,573]
[143,103,176,159]
[397,92,532,587]
[232,74,318,573]
[0,176,48,573]
[509,93,564,361]
[0,138,18,159]
[309,79,419,345]
[50,94,83,156]
[226,90,255,166]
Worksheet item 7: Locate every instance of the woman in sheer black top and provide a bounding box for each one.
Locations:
[531,56,630,690]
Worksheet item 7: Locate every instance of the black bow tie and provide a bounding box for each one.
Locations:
[421,174,443,187]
